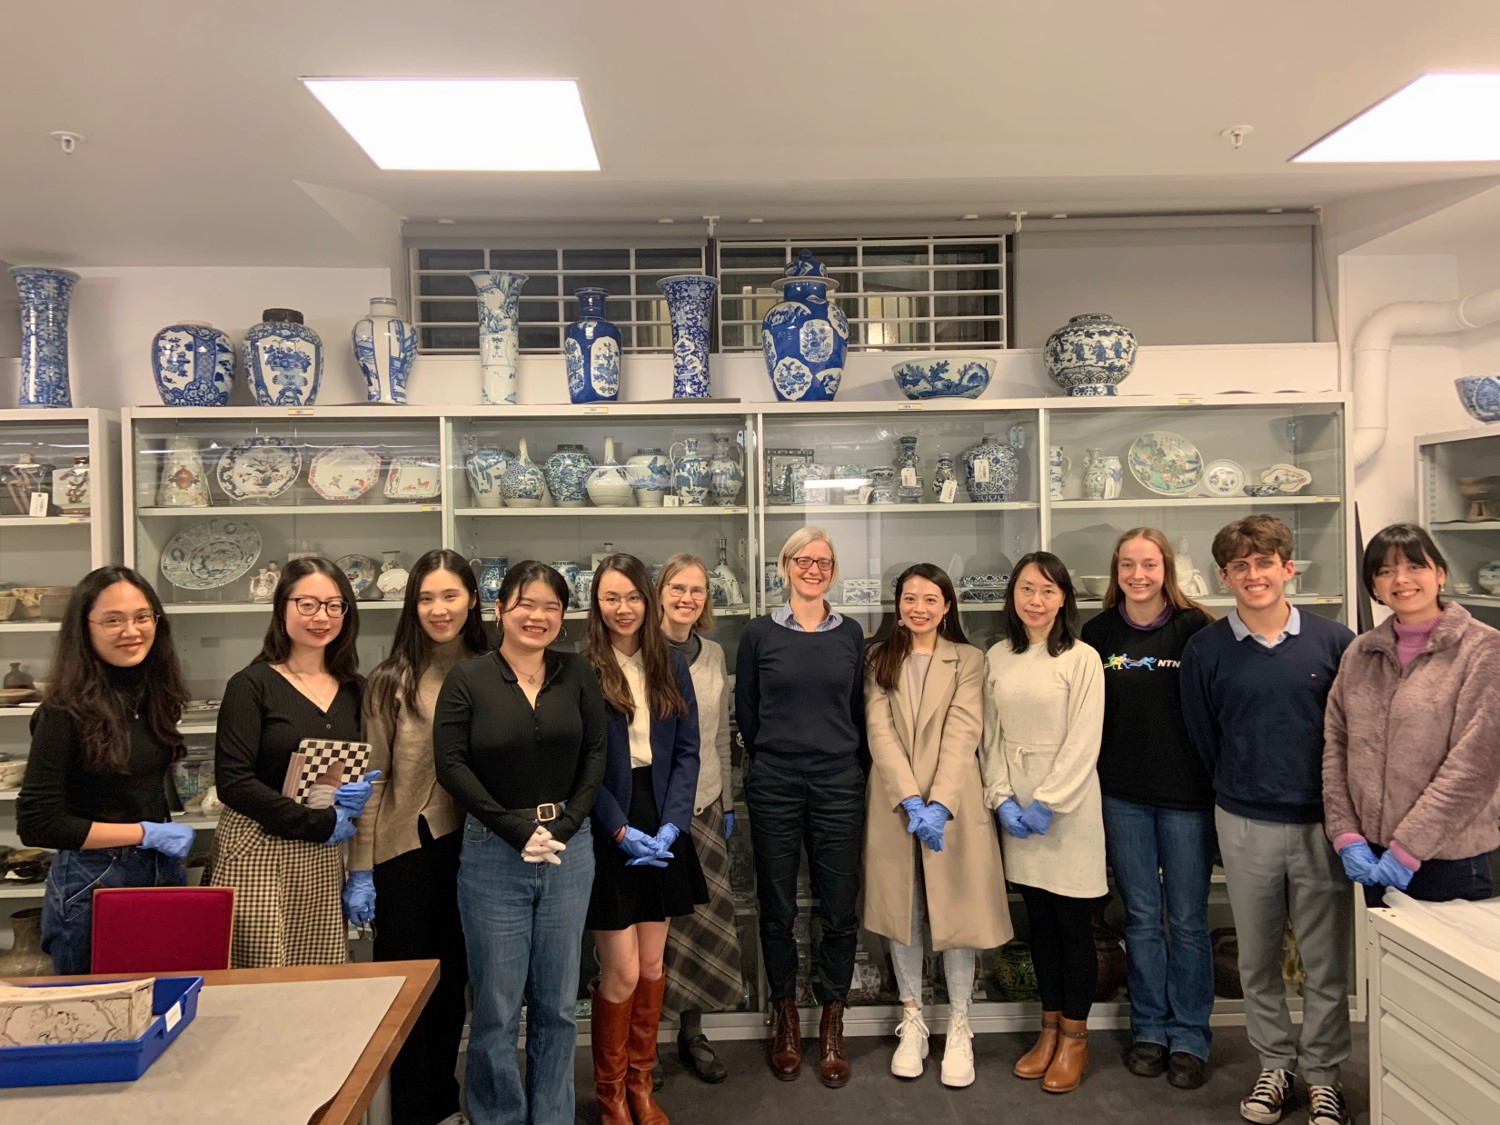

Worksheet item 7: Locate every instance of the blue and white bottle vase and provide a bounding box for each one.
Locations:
[1044,313,1138,397]
[564,287,622,404]
[244,308,323,406]
[543,443,593,508]
[151,321,234,407]
[669,438,709,506]
[761,249,847,403]
[10,266,79,408]
[470,271,528,405]
[353,297,417,405]
[500,438,545,508]
[657,275,718,399]
[586,437,634,508]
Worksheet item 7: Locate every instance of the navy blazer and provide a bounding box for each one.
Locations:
[591,649,701,838]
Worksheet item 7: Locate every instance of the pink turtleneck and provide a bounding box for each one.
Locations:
[1392,614,1440,670]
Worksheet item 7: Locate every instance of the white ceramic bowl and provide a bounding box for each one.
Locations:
[1079,575,1111,598]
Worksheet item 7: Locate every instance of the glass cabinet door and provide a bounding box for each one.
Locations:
[1418,428,1500,628]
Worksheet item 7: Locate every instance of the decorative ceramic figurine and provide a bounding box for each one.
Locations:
[152,321,234,407]
[626,448,671,506]
[469,270,528,405]
[543,443,593,507]
[1174,537,1212,597]
[963,427,1027,502]
[376,551,410,600]
[706,434,744,504]
[932,453,958,500]
[670,438,709,506]
[564,287,622,403]
[761,249,847,403]
[244,308,323,406]
[52,456,90,513]
[500,438,544,507]
[709,539,743,607]
[658,274,718,398]
[5,454,51,514]
[469,557,509,606]
[156,436,211,507]
[464,446,513,508]
[10,266,79,408]
[352,297,417,405]
[1044,313,1138,397]
[248,561,281,603]
[586,437,633,507]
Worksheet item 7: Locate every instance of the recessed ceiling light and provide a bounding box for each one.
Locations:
[1294,73,1500,162]
[301,78,600,171]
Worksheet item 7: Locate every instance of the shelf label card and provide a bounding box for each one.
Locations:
[664,494,681,507]
[896,402,924,411]
[939,480,958,503]
[28,492,49,518]
[286,408,315,416]
[972,459,991,483]
[1175,395,1202,406]
[583,406,610,415]
[900,467,917,489]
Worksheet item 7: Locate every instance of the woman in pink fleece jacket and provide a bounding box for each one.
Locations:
[1323,523,1500,906]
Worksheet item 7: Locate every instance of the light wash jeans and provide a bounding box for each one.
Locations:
[889,854,976,1016]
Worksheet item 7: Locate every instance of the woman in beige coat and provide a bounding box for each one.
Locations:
[861,563,1011,1089]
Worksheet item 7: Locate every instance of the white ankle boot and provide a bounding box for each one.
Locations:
[891,1006,929,1078]
[941,1010,975,1087]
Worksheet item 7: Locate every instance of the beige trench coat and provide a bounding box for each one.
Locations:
[858,638,1014,951]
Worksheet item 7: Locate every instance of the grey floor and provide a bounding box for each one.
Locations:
[569,1025,1370,1125]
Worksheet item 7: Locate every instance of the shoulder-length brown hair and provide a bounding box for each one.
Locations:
[254,557,362,683]
[656,553,714,632]
[1100,527,1213,619]
[866,563,968,691]
[586,553,688,721]
[43,566,189,773]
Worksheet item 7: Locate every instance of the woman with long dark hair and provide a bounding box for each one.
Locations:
[347,549,487,1125]
[206,556,371,968]
[1079,529,1216,1089]
[980,551,1105,1094]
[585,552,705,1125]
[435,561,606,1125]
[861,563,1010,1087]
[18,566,192,973]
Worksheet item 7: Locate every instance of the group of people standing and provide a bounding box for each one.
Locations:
[15,510,1500,1125]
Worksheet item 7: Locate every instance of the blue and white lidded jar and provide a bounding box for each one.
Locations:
[963,426,1026,502]
[151,321,234,407]
[543,443,593,508]
[761,249,847,403]
[244,308,323,407]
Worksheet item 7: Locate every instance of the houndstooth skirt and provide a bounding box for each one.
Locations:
[205,806,347,968]
[662,797,744,1017]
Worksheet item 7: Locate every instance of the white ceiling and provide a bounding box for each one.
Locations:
[5,0,1500,266]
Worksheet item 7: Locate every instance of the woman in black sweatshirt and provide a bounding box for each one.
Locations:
[18,566,193,973]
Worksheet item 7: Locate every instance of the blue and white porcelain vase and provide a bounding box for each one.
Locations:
[1044,313,1138,397]
[761,249,847,403]
[469,556,509,606]
[963,426,1026,502]
[469,270,528,405]
[244,308,323,406]
[549,561,582,608]
[564,287,621,404]
[352,297,416,405]
[501,438,545,508]
[10,266,79,408]
[151,321,233,407]
[626,447,671,507]
[669,438,709,506]
[543,443,593,508]
[707,434,744,504]
[465,446,514,508]
[586,437,633,507]
[657,274,718,399]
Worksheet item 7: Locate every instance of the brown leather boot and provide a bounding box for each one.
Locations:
[590,985,633,1125]
[769,996,802,1080]
[1042,1017,1089,1093]
[625,975,670,1125]
[1012,1010,1061,1079]
[817,1000,850,1088]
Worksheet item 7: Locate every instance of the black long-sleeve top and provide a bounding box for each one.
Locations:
[433,649,606,854]
[17,663,176,851]
[214,660,362,843]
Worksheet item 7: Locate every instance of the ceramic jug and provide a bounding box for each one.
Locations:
[1082,448,1109,501]
[670,438,709,506]
[707,434,745,504]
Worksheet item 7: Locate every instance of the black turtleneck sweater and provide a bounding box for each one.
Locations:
[17,663,178,851]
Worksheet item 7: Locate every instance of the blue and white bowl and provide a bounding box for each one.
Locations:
[841,579,882,606]
[957,573,1011,603]
[1477,560,1500,595]
[891,355,994,400]
[1455,375,1500,424]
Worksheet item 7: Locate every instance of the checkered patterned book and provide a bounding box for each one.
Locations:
[280,738,373,804]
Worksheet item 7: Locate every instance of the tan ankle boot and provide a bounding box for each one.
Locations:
[1042,1017,1089,1093]
[1013,1010,1060,1078]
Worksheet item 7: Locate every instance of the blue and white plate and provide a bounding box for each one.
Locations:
[337,553,381,599]
[160,518,262,591]
[1201,458,1245,497]
[216,436,302,501]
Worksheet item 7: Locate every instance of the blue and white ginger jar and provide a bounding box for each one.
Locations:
[465,446,514,508]
[352,297,416,405]
[626,448,671,506]
[761,249,847,402]
[10,266,79,408]
[244,308,323,406]
[963,426,1026,502]
[1044,313,1137,397]
[564,287,622,404]
[151,321,233,407]
[501,438,544,507]
[543,443,593,508]
[657,275,718,399]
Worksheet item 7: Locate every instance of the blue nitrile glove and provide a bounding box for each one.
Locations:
[723,811,735,838]
[139,820,195,859]
[900,796,926,834]
[327,805,358,845]
[334,770,382,816]
[1336,840,1381,886]
[1372,850,1417,891]
[914,802,949,852]
[342,870,376,927]
[620,825,670,868]
[996,798,1032,839]
[652,822,680,856]
[1019,801,1052,836]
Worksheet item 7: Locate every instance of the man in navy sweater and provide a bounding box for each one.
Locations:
[1181,515,1355,1125]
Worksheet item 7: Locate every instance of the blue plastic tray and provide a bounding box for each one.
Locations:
[0,975,202,1087]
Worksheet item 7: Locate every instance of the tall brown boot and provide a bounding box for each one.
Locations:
[1012,1010,1060,1079]
[769,997,802,1080]
[590,985,633,1125]
[625,975,670,1125]
[1042,1017,1089,1093]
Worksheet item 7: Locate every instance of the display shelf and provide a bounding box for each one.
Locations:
[162,601,404,615]
[135,505,441,518]
[1052,496,1341,509]
[560,605,753,622]
[454,506,749,518]
[0,515,91,527]
[0,621,61,633]
[0,884,43,899]
[1428,520,1500,532]
[1451,593,1500,608]
[764,501,1039,514]
[1078,594,1344,609]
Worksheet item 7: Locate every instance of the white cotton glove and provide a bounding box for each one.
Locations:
[522,825,566,865]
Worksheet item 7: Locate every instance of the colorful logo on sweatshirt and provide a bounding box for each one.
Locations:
[1102,652,1181,671]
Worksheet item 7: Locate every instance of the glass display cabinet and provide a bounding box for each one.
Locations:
[1416,425,1500,628]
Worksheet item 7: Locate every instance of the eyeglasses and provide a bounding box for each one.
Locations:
[666,583,707,601]
[291,596,349,617]
[89,611,159,633]
[1223,557,1283,579]
[600,593,645,609]
[789,556,834,572]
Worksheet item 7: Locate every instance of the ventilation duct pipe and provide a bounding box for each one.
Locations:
[1352,288,1500,468]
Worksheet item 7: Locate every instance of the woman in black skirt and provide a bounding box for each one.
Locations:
[586,552,707,1125]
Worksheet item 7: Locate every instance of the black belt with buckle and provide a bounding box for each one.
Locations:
[534,800,564,823]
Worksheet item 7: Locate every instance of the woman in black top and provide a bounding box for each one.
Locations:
[18,566,192,974]
[434,561,606,1125]
[1078,528,1214,1089]
[205,557,372,968]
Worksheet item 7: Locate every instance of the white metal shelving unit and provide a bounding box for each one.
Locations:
[1416,424,1500,627]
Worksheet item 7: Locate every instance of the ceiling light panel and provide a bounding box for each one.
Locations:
[302,78,600,171]
[1294,73,1500,163]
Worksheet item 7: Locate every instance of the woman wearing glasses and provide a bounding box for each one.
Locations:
[206,557,372,968]
[655,553,743,1085]
[585,552,705,1125]
[18,566,193,973]
[735,527,866,1088]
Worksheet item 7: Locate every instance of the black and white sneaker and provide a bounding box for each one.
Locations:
[1308,1085,1351,1125]
[1240,1068,1294,1124]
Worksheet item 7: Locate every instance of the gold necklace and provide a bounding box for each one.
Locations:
[285,665,335,710]
[505,651,545,685]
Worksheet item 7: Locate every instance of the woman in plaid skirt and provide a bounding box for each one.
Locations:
[207,557,374,968]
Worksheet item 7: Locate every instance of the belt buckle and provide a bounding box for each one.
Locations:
[535,802,559,823]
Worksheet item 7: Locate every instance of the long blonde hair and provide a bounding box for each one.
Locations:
[1100,527,1213,618]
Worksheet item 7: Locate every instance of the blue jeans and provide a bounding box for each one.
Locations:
[1362,848,1495,907]
[457,815,594,1125]
[1102,796,1215,1060]
[40,845,187,974]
